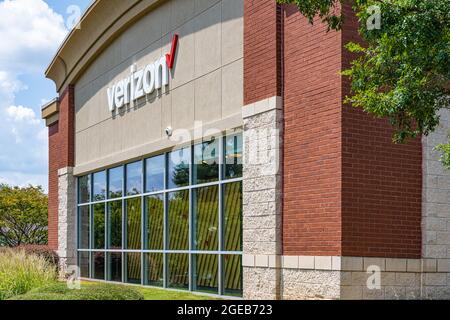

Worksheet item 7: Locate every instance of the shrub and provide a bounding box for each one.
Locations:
[0,246,58,267]
[0,248,57,300]
[10,282,145,300]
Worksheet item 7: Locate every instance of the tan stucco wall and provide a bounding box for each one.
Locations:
[74,0,243,175]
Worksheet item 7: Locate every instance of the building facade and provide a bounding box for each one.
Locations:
[41,0,450,299]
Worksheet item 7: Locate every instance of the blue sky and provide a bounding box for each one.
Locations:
[0,0,91,192]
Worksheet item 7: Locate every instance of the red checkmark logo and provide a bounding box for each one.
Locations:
[166,34,179,70]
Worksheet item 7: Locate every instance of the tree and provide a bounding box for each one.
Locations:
[277,0,450,167]
[0,184,48,247]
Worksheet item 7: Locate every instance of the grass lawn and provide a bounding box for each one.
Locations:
[82,281,219,300]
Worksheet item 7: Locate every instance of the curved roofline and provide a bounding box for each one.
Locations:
[44,0,96,78]
[45,0,163,92]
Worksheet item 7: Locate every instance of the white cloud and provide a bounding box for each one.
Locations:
[0,171,47,189]
[0,0,67,72]
[0,0,69,191]
[6,105,40,124]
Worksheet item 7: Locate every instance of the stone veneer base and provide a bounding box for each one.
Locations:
[243,255,450,300]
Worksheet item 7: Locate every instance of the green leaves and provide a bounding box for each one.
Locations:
[277,0,344,30]
[436,139,450,168]
[0,184,48,247]
[278,0,450,168]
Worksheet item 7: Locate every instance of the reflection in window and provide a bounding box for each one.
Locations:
[93,171,106,201]
[126,253,141,284]
[146,155,165,192]
[168,191,189,250]
[108,201,122,249]
[224,182,242,252]
[78,206,90,249]
[93,252,105,280]
[108,166,123,199]
[126,161,142,196]
[77,134,243,296]
[126,198,141,250]
[224,255,242,297]
[168,147,190,189]
[78,252,90,278]
[193,139,219,184]
[109,252,122,282]
[146,195,164,250]
[93,203,105,249]
[168,254,189,290]
[146,253,163,287]
[193,186,218,251]
[225,134,242,179]
[193,254,218,294]
[78,175,90,203]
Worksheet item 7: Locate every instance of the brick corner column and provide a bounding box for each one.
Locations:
[242,0,283,300]
[42,84,76,277]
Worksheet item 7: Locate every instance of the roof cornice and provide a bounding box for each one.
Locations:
[45,0,164,92]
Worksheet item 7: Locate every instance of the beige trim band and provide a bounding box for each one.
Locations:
[242,96,282,119]
[73,113,243,176]
[243,254,450,273]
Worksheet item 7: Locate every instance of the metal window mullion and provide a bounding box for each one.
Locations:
[122,165,126,283]
[163,152,168,289]
[76,249,241,254]
[188,144,193,292]
[218,135,224,295]
[141,159,145,286]
[76,179,245,207]
[89,172,93,279]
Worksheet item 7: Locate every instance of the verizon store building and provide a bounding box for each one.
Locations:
[42,0,450,299]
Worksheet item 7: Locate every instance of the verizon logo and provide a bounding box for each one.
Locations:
[107,34,178,112]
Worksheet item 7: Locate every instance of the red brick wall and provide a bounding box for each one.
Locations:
[282,4,343,256]
[340,5,422,258]
[47,85,75,250]
[279,3,422,258]
[244,0,282,105]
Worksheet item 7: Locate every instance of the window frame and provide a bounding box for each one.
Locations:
[76,133,243,297]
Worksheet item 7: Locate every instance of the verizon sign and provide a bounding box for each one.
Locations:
[107,34,178,112]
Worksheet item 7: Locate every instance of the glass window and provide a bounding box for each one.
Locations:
[126,253,141,284]
[146,195,164,250]
[168,190,189,250]
[126,161,142,196]
[193,254,218,294]
[223,255,242,297]
[108,252,122,282]
[108,201,122,249]
[225,134,243,179]
[193,139,219,184]
[146,155,165,192]
[93,203,105,249]
[168,253,189,290]
[78,205,90,249]
[224,182,242,252]
[93,171,106,201]
[77,134,243,297]
[193,186,219,251]
[168,147,190,189]
[126,198,141,250]
[145,253,163,287]
[78,175,90,204]
[78,252,90,278]
[108,166,123,199]
[93,252,105,280]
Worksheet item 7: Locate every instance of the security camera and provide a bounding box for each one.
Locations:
[165,126,173,137]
